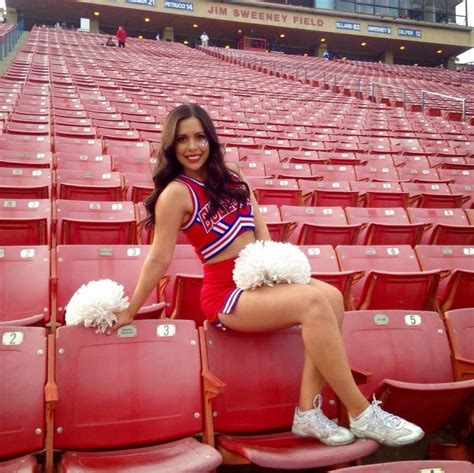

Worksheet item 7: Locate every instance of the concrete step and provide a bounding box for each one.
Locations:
[0,30,29,76]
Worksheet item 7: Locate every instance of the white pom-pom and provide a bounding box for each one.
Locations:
[65,279,129,333]
[233,241,311,290]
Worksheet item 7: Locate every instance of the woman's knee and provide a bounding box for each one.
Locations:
[300,286,338,325]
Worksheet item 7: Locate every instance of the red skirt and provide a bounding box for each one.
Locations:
[200,257,243,323]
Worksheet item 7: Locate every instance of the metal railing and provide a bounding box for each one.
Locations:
[0,19,24,61]
[370,82,407,106]
[421,90,467,121]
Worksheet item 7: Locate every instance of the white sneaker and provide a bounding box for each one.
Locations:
[350,396,424,447]
[292,394,355,446]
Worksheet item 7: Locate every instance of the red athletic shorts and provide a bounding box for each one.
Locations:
[200,257,243,324]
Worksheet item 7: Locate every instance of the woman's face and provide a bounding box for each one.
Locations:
[174,116,210,181]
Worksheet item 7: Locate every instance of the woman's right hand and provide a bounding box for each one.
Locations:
[107,308,135,335]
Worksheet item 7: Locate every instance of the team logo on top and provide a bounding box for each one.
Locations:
[199,200,240,233]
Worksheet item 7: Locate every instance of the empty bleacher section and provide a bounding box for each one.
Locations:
[0,25,473,472]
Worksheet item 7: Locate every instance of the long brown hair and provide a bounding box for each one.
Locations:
[143,103,249,228]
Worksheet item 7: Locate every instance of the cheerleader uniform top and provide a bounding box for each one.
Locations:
[175,173,256,263]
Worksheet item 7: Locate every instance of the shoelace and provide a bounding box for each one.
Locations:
[370,395,402,428]
[309,394,339,435]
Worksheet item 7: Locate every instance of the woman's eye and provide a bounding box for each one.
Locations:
[176,136,186,144]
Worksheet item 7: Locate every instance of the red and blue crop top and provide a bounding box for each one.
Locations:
[175,173,255,262]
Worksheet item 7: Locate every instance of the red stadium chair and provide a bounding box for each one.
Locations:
[104,139,152,158]
[54,199,138,245]
[0,134,51,153]
[0,149,53,169]
[407,208,473,245]
[444,308,474,382]
[200,322,378,469]
[0,326,46,471]
[52,245,164,325]
[336,245,444,310]
[415,245,474,312]
[299,180,359,207]
[345,207,428,246]
[281,205,363,246]
[55,169,124,201]
[0,246,50,326]
[0,198,50,246]
[54,137,103,155]
[55,153,113,173]
[247,177,302,206]
[0,167,51,199]
[342,310,474,435]
[53,320,222,472]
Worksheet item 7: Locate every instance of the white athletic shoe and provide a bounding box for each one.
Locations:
[292,394,355,446]
[350,396,424,447]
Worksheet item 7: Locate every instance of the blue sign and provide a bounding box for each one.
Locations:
[398,28,422,38]
[164,0,194,11]
[368,24,392,34]
[126,0,155,5]
[336,21,360,31]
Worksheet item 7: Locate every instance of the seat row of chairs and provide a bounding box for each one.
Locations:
[2,309,473,472]
[2,197,474,249]
[1,243,472,326]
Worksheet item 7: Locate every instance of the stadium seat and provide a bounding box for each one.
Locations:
[54,137,103,156]
[407,208,473,245]
[0,149,53,169]
[0,167,51,199]
[345,207,428,245]
[311,164,357,182]
[199,322,378,469]
[280,205,363,246]
[330,460,474,472]
[299,180,359,207]
[0,198,50,245]
[259,204,297,242]
[53,320,222,472]
[55,169,125,201]
[0,326,46,471]
[247,177,302,206]
[415,245,474,311]
[336,245,443,310]
[52,245,165,325]
[54,199,138,245]
[343,310,474,435]
[55,153,113,173]
[444,308,474,382]
[0,246,50,325]
[104,139,152,159]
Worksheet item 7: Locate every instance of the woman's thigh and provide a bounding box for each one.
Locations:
[218,282,332,332]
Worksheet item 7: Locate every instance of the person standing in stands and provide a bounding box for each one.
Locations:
[110,103,424,449]
[200,32,209,47]
[116,26,127,48]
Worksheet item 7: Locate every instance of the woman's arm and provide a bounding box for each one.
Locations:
[110,181,190,332]
[228,163,271,241]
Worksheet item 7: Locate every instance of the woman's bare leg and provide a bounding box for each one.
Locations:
[299,279,345,411]
[218,282,369,417]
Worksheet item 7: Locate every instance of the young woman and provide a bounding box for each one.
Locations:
[111,103,424,448]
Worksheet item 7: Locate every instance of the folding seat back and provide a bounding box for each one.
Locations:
[104,139,152,158]
[200,322,378,469]
[0,246,50,325]
[0,149,53,169]
[415,245,474,311]
[336,245,441,310]
[0,135,51,153]
[449,184,474,208]
[310,164,356,182]
[345,207,427,245]
[343,310,474,434]
[0,326,46,469]
[53,245,163,324]
[280,205,360,246]
[258,204,296,242]
[55,320,221,472]
[247,177,302,206]
[54,199,137,245]
[354,165,400,182]
[439,169,473,185]
[397,167,440,182]
[265,163,313,180]
[444,308,474,381]
[0,168,51,199]
[299,180,358,207]
[54,137,103,155]
[112,155,156,174]
[55,153,113,173]
[56,169,124,201]
[0,198,50,245]
[407,208,472,245]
